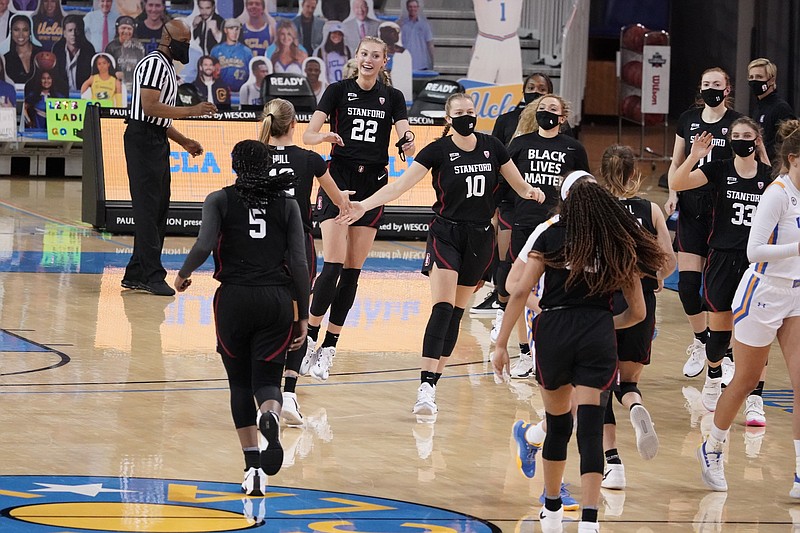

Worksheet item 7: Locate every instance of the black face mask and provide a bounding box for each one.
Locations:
[523,91,544,104]
[449,114,476,136]
[700,88,726,108]
[730,139,756,158]
[749,79,770,97]
[165,28,190,64]
[536,110,560,131]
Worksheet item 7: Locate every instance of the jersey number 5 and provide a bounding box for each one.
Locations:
[351,118,378,142]
[249,209,267,239]
[465,174,486,198]
[730,202,756,226]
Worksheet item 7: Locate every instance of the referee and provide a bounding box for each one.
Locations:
[122,19,216,296]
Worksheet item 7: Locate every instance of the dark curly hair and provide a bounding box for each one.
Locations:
[231,139,296,209]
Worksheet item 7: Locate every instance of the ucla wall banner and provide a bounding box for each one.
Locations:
[0,475,500,532]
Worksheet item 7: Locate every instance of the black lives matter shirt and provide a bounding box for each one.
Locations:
[532,221,613,310]
[269,145,328,233]
[414,132,511,223]
[701,159,773,251]
[316,78,407,167]
[675,107,742,193]
[507,131,589,227]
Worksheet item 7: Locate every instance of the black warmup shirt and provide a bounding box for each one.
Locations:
[753,92,796,163]
[415,132,511,223]
[507,131,589,226]
[618,196,658,292]
[701,159,773,251]
[532,221,613,310]
[316,78,407,167]
[269,145,328,233]
[178,186,309,318]
[675,107,742,193]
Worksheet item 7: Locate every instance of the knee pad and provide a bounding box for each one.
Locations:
[706,330,732,363]
[496,259,512,298]
[441,307,465,357]
[614,381,641,403]
[542,411,573,462]
[576,404,605,475]
[329,268,361,326]
[422,302,454,359]
[604,393,616,425]
[677,271,704,316]
[253,361,284,406]
[310,262,343,317]
[253,384,282,407]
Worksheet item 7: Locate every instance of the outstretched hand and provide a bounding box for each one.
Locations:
[690,131,714,160]
[335,202,366,225]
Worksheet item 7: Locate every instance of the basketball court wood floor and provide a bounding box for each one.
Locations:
[0,125,798,532]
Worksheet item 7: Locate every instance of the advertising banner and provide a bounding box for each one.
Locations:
[641,45,670,114]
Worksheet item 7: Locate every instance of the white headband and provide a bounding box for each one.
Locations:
[561,170,595,200]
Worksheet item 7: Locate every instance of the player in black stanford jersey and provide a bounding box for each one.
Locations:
[337,93,544,416]
[493,179,666,531]
[173,140,310,497]
[666,67,743,381]
[257,98,351,428]
[300,35,415,383]
[597,145,676,492]
[671,117,773,419]
[497,94,589,378]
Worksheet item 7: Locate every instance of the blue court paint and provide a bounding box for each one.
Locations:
[0,475,500,532]
[763,389,793,413]
[0,252,423,274]
[0,331,49,352]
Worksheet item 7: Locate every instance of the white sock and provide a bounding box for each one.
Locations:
[708,423,728,451]
[794,440,800,475]
[526,420,547,445]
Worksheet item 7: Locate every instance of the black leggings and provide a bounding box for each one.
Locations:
[221,355,284,429]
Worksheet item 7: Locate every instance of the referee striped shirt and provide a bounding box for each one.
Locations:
[129,50,178,128]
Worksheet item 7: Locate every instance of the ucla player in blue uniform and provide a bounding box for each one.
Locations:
[337,92,544,416]
[174,140,309,497]
[300,36,413,383]
[210,18,253,92]
[671,117,773,415]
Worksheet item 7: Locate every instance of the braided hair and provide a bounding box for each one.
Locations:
[542,180,666,295]
[231,140,296,209]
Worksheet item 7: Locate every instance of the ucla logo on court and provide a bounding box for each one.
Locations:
[0,475,499,532]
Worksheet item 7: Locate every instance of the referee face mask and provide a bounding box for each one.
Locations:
[164,27,190,64]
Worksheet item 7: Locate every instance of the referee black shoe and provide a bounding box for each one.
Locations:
[469,289,500,315]
[121,279,142,290]
[140,280,176,296]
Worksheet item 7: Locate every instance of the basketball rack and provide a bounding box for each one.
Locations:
[616,24,671,168]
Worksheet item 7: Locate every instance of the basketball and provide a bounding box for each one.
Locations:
[34,51,56,72]
[622,60,643,87]
[646,31,669,46]
[621,94,642,122]
[644,113,666,126]
[622,24,648,52]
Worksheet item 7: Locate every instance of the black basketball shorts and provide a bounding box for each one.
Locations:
[673,189,712,257]
[704,248,750,312]
[214,284,294,365]
[613,290,657,364]
[422,217,495,287]
[533,307,619,390]
[315,162,387,228]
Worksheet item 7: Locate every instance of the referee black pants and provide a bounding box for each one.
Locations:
[123,120,171,284]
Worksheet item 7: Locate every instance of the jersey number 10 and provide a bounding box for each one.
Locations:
[465,174,486,198]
